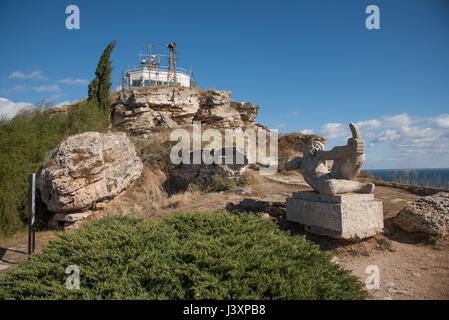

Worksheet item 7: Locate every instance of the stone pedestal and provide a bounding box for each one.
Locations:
[286,191,383,239]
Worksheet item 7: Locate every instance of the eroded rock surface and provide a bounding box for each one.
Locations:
[37,132,143,214]
[113,86,259,137]
[395,192,449,239]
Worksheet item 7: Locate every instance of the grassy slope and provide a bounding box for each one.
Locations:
[0,101,109,239]
[0,212,368,300]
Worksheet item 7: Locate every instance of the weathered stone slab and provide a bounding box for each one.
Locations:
[53,211,91,222]
[286,192,383,239]
[291,191,374,203]
[64,220,83,231]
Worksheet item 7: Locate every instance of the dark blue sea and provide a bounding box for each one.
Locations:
[364,168,449,189]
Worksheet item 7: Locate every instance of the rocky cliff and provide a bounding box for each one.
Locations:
[112,86,260,137]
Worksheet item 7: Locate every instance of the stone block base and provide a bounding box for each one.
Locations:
[286,191,383,239]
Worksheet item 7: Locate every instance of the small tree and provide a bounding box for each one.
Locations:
[88,41,116,118]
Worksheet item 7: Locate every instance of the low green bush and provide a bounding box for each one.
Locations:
[205,174,237,192]
[0,213,368,300]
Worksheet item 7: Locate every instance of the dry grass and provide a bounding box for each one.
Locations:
[243,170,266,196]
[160,189,200,209]
[101,167,200,219]
[131,130,177,177]
[102,167,166,217]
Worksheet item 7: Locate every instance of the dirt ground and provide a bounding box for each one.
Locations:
[1,174,448,300]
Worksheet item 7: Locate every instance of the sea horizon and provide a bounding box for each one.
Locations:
[365,167,449,171]
[363,168,449,189]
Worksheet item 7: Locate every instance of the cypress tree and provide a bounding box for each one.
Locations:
[88,41,117,118]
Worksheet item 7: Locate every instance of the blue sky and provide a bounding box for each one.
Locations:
[1,0,448,169]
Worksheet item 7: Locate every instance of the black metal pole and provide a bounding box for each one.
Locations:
[28,173,36,258]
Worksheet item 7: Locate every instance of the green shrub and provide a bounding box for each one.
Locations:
[0,213,368,299]
[206,174,237,192]
[0,101,109,239]
[238,171,257,186]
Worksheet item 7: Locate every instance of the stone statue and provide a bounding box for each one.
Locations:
[285,123,374,196]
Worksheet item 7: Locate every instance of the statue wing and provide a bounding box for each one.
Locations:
[349,123,361,139]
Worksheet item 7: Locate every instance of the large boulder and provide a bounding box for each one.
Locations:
[37,132,143,213]
[394,192,449,239]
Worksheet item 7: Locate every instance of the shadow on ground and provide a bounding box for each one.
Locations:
[0,247,24,265]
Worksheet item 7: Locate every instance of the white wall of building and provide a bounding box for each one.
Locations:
[128,69,190,87]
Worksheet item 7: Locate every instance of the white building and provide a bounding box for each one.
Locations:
[126,62,191,88]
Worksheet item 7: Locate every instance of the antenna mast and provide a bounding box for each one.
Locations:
[167,42,177,86]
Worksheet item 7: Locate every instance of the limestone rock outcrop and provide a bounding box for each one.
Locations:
[394,192,449,239]
[193,90,259,128]
[37,132,143,214]
[112,86,259,137]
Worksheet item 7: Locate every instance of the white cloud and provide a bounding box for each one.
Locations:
[300,129,314,134]
[356,113,412,131]
[0,97,33,119]
[434,114,449,129]
[362,131,377,139]
[318,123,349,139]
[356,119,382,130]
[58,78,89,85]
[374,129,400,143]
[32,85,60,93]
[8,70,45,80]
[318,113,449,168]
[382,113,412,129]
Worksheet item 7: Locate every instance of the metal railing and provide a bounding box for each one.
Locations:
[125,64,191,76]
